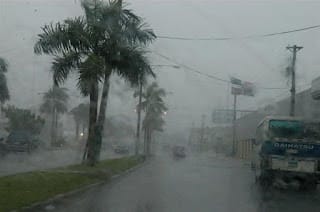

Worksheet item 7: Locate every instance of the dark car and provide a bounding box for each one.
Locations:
[172,146,186,158]
[0,131,39,153]
[114,145,130,154]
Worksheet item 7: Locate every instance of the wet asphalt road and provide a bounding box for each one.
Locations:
[42,153,320,212]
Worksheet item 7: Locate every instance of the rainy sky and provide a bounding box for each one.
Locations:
[1,0,320,134]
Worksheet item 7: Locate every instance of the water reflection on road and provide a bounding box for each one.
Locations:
[42,152,320,212]
[254,184,320,212]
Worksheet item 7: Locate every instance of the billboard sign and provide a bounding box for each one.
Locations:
[231,86,242,95]
[212,110,233,124]
[230,77,255,97]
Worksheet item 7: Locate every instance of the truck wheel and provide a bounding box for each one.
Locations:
[259,171,274,188]
[254,167,260,184]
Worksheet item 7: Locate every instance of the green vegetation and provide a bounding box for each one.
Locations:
[0,156,143,212]
[70,103,89,141]
[40,86,69,146]
[34,0,156,166]
[136,82,167,155]
[40,87,69,115]
[0,57,10,104]
[2,105,45,135]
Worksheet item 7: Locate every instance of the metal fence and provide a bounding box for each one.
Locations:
[236,139,253,160]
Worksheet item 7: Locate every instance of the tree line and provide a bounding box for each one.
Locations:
[0,0,167,166]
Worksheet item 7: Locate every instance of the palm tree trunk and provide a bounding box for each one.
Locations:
[143,128,147,155]
[95,71,111,161]
[75,122,79,141]
[82,123,86,136]
[149,129,152,156]
[146,128,149,156]
[135,79,142,155]
[50,108,55,146]
[145,127,149,156]
[0,103,3,118]
[55,112,59,141]
[84,82,99,166]
[147,128,151,156]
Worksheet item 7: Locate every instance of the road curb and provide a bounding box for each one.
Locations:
[19,158,148,212]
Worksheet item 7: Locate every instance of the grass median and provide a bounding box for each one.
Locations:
[0,156,144,212]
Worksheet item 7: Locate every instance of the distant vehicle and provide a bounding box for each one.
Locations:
[252,116,320,189]
[172,146,186,158]
[113,145,130,154]
[0,131,39,154]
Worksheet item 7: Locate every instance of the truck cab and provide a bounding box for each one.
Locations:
[252,116,320,188]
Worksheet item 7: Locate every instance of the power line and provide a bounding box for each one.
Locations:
[153,51,229,83]
[153,51,288,90]
[258,86,287,90]
[157,24,320,41]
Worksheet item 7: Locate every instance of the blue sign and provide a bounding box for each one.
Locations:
[261,141,320,157]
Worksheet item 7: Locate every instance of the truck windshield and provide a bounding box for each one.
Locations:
[269,120,320,140]
[303,122,320,140]
[269,120,304,139]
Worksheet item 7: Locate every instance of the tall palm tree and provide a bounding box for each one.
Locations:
[0,57,10,105]
[40,86,69,145]
[138,82,167,155]
[34,0,155,165]
[70,103,89,141]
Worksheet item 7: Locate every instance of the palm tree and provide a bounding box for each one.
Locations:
[70,103,89,141]
[34,0,155,165]
[138,82,167,156]
[0,57,10,105]
[40,86,69,146]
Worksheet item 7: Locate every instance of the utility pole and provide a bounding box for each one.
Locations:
[50,83,56,147]
[135,77,143,155]
[232,94,237,156]
[286,45,303,117]
[188,122,195,147]
[199,115,205,151]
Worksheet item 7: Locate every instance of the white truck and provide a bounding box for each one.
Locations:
[252,116,320,189]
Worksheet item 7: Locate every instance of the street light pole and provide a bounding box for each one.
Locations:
[232,94,237,156]
[134,64,179,156]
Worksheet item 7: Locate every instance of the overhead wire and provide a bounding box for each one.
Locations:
[153,51,288,90]
[157,24,320,41]
[154,51,229,83]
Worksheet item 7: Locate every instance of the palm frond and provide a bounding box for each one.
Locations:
[115,45,155,86]
[34,17,91,55]
[51,51,82,86]
[70,102,90,123]
[0,72,9,103]
[122,18,156,45]
[140,81,167,131]
[40,100,52,114]
[81,0,103,24]
[77,54,104,96]
[0,57,8,73]
[41,87,69,114]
